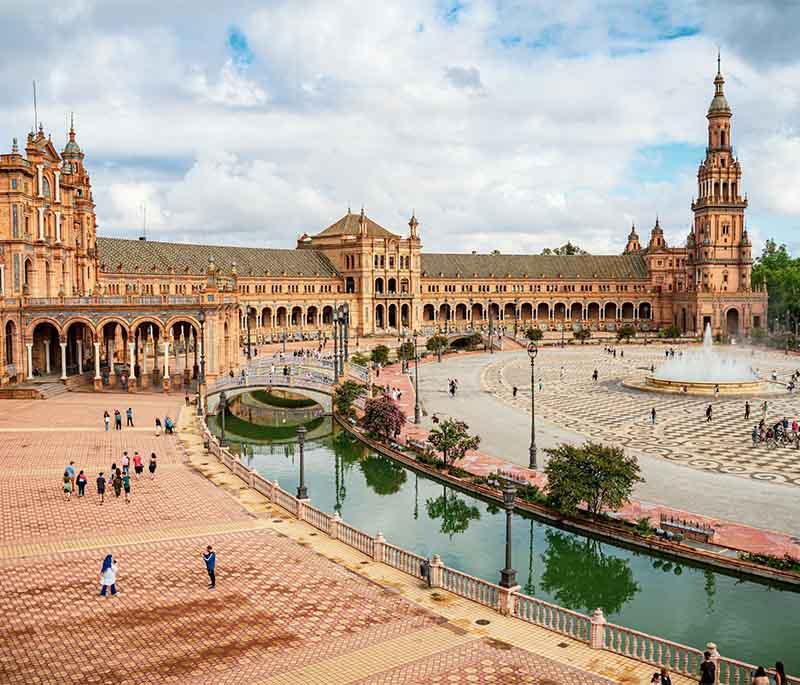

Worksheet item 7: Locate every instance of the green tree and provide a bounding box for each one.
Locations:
[370,344,390,366]
[544,442,643,516]
[541,242,589,256]
[752,239,800,324]
[616,324,636,342]
[350,351,370,366]
[361,395,406,441]
[426,334,449,362]
[333,380,366,420]
[658,324,681,339]
[427,418,480,465]
[425,487,481,537]
[397,341,415,364]
[525,327,543,341]
[573,328,591,344]
[359,454,407,495]
[539,531,640,614]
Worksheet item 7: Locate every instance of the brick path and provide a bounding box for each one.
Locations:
[0,389,692,684]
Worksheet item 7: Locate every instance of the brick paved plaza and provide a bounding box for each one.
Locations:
[484,344,800,485]
[0,391,677,684]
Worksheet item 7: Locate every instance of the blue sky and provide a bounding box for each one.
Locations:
[1,0,798,256]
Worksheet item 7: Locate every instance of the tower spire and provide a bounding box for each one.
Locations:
[717,48,721,76]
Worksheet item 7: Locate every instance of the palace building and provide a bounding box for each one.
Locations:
[0,64,767,391]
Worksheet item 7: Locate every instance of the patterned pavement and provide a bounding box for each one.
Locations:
[483,345,800,485]
[0,390,655,684]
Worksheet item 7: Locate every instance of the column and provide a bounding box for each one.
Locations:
[26,343,33,379]
[54,170,61,203]
[37,207,45,240]
[36,164,43,197]
[163,341,170,377]
[93,342,101,379]
[54,210,61,243]
[59,341,67,380]
[44,339,51,374]
[77,340,83,374]
[128,341,136,380]
[108,340,115,377]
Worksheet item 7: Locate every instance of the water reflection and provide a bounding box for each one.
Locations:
[360,455,407,495]
[425,486,481,538]
[540,531,640,615]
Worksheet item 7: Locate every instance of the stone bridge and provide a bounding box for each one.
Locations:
[207,370,334,414]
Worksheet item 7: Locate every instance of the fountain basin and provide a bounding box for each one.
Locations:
[643,376,764,395]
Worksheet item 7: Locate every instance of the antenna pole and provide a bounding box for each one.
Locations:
[33,80,38,131]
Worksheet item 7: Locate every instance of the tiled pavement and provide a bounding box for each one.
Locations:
[0,389,682,685]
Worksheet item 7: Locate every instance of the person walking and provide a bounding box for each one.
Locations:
[744,401,750,420]
[132,452,143,480]
[76,470,87,498]
[65,461,76,492]
[762,400,768,421]
[121,452,130,475]
[699,651,716,684]
[774,661,787,685]
[651,408,656,425]
[592,369,598,382]
[114,409,122,430]
[713,384,720,401]
[112,469,123,498]
[103,410,110,432]
[148,453,157,480]
[62,470,73,501]
[126,407,134,427]
[155,417,162,437]
[99,555,118,597]
[202,546,216,589]
[122,470,131,504]
[706,404,713,422]
[650,667,672,685]
[512,386,518,398]
[751,666,770,685]
[96,472,106,504]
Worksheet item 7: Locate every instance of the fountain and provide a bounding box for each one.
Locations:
[644,323,764,395]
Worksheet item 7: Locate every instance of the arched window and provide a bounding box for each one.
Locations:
[720,130,726,147]
[42,177,51,198]
[5,321,14,363]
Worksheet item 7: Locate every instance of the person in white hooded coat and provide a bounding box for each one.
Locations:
[100,554,118,596]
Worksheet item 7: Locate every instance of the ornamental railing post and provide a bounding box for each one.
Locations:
[590,608,607,649]
[373,531,385,563]
[330,513,342,540]
[428,554,444,588]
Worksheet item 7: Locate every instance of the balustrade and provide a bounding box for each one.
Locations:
[440,567,500,610]
[513,593,590,642]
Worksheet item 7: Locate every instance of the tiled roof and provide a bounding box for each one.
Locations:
[315,211,399,238]
[96,237,339,277]
[420,253,649,279]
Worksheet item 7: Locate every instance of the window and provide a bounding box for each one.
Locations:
[12,205,18,238]
[11,178,17,190]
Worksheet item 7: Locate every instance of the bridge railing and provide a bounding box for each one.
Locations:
[208,372,333,396]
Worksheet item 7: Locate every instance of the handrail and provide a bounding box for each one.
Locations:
[513,593,591,643]
[440,566,501,610]
[603,622,704,678]
[337,521,375,557]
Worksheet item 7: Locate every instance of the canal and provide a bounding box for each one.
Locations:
[208,408,799,668]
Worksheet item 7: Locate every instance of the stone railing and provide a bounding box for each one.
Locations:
[200,423,798,685]
[209,372,333,396]
[347,362,369,382]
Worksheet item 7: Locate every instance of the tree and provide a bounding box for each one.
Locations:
[361,395,406,441]
[426,334,449,362]
[752,239,800,323]
[525,327,543,341]
[350,351,370,367]
[397,341,415,364]
[360,454,407,495]
[541,242,589,256]
[573,328,591,344]
[658,324,681,339]
[427,417,480,465]
[333,380,366,420]
[544,441,643,516]
[616,324,636,342]
[370,344,390,366]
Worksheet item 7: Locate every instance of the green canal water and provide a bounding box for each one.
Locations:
[208,410,799,668]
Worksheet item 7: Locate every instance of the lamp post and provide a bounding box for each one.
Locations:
[197,310,206,416]
[514,298,519,338]
[296,425,308,499]
[245,306,252,360]
[342,303,349,362]
[488,299,494,354]
[499,480,517,588]
[413,330,421,424]
[219,390,227,447]
[282,329,287,354]
[333,310,340,383]
[528,342,538,469]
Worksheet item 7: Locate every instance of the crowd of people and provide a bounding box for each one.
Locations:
[62,449,158,504]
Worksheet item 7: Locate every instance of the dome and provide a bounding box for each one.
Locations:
[63,139,82,155]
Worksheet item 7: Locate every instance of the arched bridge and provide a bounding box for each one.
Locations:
[207,370,334,414]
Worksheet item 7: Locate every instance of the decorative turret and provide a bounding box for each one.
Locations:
[11,137,18,154]
[408,211,419,239]
[623,223,641,254]
[648,218,666,250]
[358,206,367,236]
[62,114,82,157]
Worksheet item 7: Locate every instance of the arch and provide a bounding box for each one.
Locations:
[520,303,533,322]
[261,306,273,328]
[423,304,435,322]
[455,303,468,321]
[488,302,500,321]
[681,307,687,333]
[321,305,333,325]
[388,277,397,294]
[245,307,257,329]
[604,302,617,320]
[536,302,549,320]
[345,277,355,293]
[400,278,409,294]
[553,302,566,321]
[621,302,635,320]
[276,306,288,327]
[23,258,33,290]
[503,302,516,320]
[290,306,303,327]
[570,302,583,321]
[375,277,384,294]
[438,303,451,323]
[5,320,15,364]
[167,318,200,379]
[388,303,398,328]
[376,303,385,329]
[471,302,484,321]
[306,306,318,327]
[100,319,130,369]
[638,302,652,320]
[586,302,600,321]
[25,316,63,339]
[401,303,410,327]
[31,320,61,377]
[725,308,740,336]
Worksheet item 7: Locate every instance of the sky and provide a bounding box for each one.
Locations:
[1,0,799,257]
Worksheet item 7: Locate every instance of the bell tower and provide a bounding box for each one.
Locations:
[690,55,750,294]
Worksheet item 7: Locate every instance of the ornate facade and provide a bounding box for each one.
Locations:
[0,64,766,389]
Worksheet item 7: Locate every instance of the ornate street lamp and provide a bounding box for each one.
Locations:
[413,330,421,424]
[245,306,252,360]
[340,303,349,364]
[296,425,308,500]
[332,310,340,383]
[528,342,538,470]
[514,298,520,337]
[488,299,494,354]
[197,310,206,417]
[219,390,227,447]
[282,329,287,354]
[499,480,517,588]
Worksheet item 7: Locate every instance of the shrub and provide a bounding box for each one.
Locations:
[526,328,543,341]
